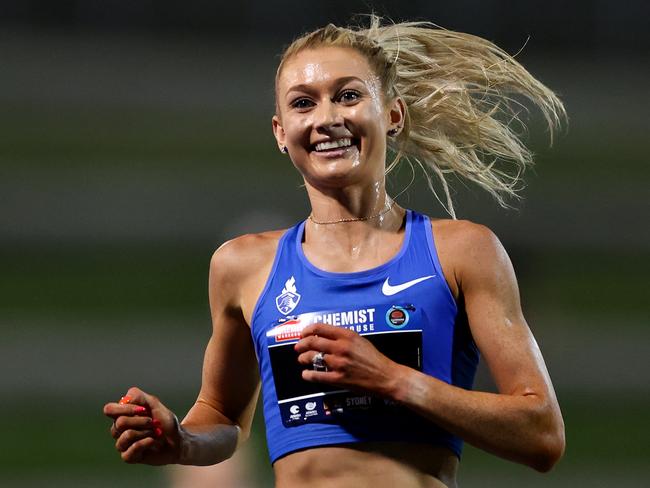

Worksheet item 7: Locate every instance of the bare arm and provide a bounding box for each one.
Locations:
[295,222,564,472]
[390,222,564,471]
[104,237,263,465]
[177,240,261,465]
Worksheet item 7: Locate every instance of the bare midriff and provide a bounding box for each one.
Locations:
[273,442,459,488]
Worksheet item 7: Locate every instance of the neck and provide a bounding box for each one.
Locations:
[303,180,404,245]
[305,180,391,223]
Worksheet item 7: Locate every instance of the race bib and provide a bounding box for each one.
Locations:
[266,304,423,427]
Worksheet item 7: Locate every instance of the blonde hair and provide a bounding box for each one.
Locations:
[276,16,566,217]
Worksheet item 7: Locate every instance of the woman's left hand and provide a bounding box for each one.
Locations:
[294,323,403,397]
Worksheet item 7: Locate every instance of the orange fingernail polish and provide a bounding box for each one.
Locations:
[134,406,147,414]
[118,396,132,405]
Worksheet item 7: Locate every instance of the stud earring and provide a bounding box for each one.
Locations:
[281,146,289,154]
[387,128,400,137]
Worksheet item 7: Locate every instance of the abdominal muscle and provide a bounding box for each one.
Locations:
[273,442,459,488]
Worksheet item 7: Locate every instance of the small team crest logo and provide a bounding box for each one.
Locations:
[276,276,301,315]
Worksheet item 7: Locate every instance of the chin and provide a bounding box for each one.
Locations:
[305,161,377,189]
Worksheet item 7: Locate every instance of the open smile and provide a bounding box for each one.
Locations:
[309,137,360,158]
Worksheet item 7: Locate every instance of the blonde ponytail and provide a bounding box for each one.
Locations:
[277,15,566,217]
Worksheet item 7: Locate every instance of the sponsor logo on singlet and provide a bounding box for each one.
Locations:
[386,306,410,329]
[268,308,377,342]
[381,275,435,296]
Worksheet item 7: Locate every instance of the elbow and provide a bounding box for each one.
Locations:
[522,399,565,472]
[530,423,565,473]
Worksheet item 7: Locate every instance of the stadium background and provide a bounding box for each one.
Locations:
[1,1,647,486]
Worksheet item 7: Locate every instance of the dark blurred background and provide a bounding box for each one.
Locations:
[1,1,648,486]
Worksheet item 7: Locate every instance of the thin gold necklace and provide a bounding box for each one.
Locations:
[308,200,395,225]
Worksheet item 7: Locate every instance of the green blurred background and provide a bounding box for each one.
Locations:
[1,1,648,486]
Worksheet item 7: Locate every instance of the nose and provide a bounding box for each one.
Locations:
[313,99,343,133]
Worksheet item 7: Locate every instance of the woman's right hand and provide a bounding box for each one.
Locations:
[103,386,183,465]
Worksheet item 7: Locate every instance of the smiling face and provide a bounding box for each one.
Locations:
[273,47,403,189]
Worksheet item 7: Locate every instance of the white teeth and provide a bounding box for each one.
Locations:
[314,138,353,151]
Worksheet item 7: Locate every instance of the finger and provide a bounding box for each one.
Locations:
[294,335,336,354]
[121,436,158,464]
[122,386,155,409]
[111,417,161,440]
[301,323,351,339]
[299,351,347,371]
[104,386,156,419]
[115,414,154,432]
[116,428,156,452]
[103,402,150,419]
[296,351,317,366]
[302,369,343,384]
[296,350,332,367]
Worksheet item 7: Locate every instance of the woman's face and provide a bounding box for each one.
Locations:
[273,47,402,189]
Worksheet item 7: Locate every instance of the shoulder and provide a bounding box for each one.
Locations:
[207,229,289,314]
[210,229,287,282]
[208,230,285,324]
[428,218,512,293]
[430,218,503,256]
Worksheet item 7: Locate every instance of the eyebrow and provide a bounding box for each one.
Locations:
[285,76,366,98]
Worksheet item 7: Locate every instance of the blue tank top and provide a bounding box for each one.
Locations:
[250,210,479,463]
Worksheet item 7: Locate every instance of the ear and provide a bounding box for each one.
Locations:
[386,97,405,134]
[272,115,286,151]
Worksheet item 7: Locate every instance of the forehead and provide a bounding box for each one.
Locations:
[278,47,376,92]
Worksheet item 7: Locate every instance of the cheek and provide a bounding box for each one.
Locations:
[356,103,387,133]
[354,109,388,145]
[285,117,312,143]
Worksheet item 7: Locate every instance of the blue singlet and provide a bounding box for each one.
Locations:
[250,210,479,463]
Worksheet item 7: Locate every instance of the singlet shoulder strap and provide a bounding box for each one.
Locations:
[418,212,457,308]
[250,223,303,330]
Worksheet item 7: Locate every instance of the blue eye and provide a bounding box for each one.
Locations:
[339,90,361,103]
[291,98,313,110]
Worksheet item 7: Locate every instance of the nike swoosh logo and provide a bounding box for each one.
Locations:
[382,275,435,296]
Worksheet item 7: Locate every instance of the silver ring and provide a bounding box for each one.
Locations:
[312,352,327,371]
